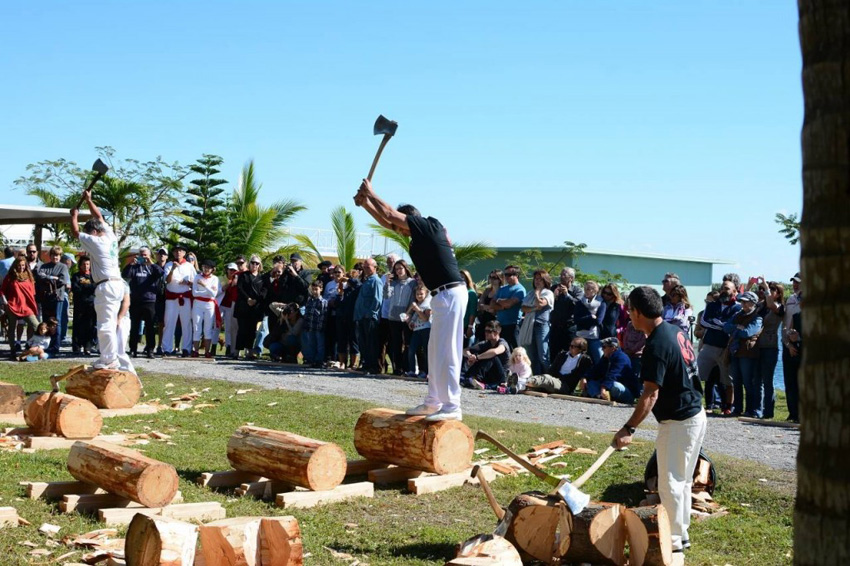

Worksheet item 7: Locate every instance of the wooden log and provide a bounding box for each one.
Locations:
[503,492,560,564]
[66,368,142,409]
[196,471,263,488]
[199,517,261,566]
[125,514,198,566]
[345,459,390,476]
[259,516,303,566]
[23,392,103,439]
[227,426,347,491]
[452,534,522,566]
[623,505,672,566]
[0,381,25,414]
[560,501,626,566]
[353,408,474,475]
[368,466,427,485]
[67,440,179,508]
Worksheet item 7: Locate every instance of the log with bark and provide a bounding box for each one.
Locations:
[623,505,672,566]
[65,368,142,409]
[0,381,25,414]
[559,501,626,566]
[503,492,560,564]
[353,408,473,474]
[259,516,303,566]
[124,514,198,566]
[199,517,261,566]
[67,440,179,508]
[227,426,347,491]
[24,392,103,439]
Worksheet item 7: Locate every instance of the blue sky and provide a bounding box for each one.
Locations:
[0,2,802,282]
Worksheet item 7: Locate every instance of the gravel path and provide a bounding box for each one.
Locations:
[129,357,799,472]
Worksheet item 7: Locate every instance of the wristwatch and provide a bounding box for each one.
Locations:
[622,424,636,435]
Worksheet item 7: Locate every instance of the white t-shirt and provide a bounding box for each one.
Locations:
[193,273,219,300]
[164,261,197,294]
[411,296,432,331]
[27,334,51,349]
[78,224,120,281]
[559,353,582,376]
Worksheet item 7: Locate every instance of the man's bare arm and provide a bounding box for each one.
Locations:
[69,208,81,239]
[613,381,660,449]
[354,179,411,237]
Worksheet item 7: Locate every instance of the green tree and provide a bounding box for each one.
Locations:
[288,206,359,271]
[775,212,801,245]
[172,155,229,264]
[367,224,496,269]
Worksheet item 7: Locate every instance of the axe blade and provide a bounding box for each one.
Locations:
[91,158,109,175]
[373,114,398,137]
[555,478,590,515]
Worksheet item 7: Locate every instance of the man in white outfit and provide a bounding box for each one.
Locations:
[70,192,130,372]
[191,259,220,358]
[162,244,196,356]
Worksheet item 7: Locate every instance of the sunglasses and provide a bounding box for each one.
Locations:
[250,261,260,265]
[569,344,582,349]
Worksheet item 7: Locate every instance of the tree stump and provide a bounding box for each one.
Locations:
[623,505,672,566]
[67,440,179,508]
[353,408,473,474]
[559,501,626,566]
[124,514,198,566]
[65,368,141,409]
[227,426,347,491]
[0,381,25,414]
[503,492,560,564]
[24,392,102,439]
[259,517,303,566]
[199,517,261,566]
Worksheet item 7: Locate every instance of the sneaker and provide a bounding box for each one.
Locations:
[205,352,214,359]
[182,349,190,358]
[404,371,418,377]
[424,407,463,422]
[191,351,199,358]
[418,372,428,379]
[405,404,440,416]
[146,351,154,359]
[471,379,486,391]
[682,538,691,550]
[155,347,163,356]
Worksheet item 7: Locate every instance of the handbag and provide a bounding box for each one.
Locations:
[518,313,535,348]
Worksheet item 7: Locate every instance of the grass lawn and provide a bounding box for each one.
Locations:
[0,361,794,565]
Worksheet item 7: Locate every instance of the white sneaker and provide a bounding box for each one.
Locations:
[424,408,462,422]
[405,404,440,416]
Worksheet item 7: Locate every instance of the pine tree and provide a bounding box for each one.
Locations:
[174,154,229,265]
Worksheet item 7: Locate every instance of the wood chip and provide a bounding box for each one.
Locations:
[38,523,61,535]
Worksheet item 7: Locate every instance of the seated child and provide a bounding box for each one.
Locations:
[506,346,532,393]
[18,320,55,361]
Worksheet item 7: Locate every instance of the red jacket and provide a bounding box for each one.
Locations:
[1,275,38,317]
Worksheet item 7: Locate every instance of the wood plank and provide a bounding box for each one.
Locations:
[531,439,566,452]
[99,502,225,526]
[275,481,374,509]
[407,466,497,495]
[548,393,616,406]
[196,470,263,488]
[0,413,25,426]
[490,462,517,476]
[25,481,104,500]
[521,390,549,398]
[368,466,428,485]
[25,433,128,450]
[0,506,19,527]
[61,491,183,514]
[738,416,800,429]
[345,459,391,476]
[99,404,163,418]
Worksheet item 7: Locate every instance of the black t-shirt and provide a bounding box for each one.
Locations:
[469,338,511,367]
[406,215,462,291]
[641,321,703,422]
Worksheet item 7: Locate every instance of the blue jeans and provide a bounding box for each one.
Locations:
[758,348,778,419]
[530,321,550,375]
[731,356,761,417]
[408,328,430,374]
[586,379,634,403]
[253,316,268,355]
[301,330,325,365]
[586,338,603,364]
[60,297,69,343]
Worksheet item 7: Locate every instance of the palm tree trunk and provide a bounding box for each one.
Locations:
[795,1,850,564]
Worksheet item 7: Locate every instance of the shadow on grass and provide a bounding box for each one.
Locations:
[600,480,646,507]
[333,541,457,563]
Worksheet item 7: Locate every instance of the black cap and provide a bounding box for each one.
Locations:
[790,272,801,282]
[201,259,216,269]
[173,243,187,252]
[290,253,303,261]
[318,260,332,269]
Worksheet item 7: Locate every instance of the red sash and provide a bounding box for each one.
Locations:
[165,290,193,306]
[194,296,222,327]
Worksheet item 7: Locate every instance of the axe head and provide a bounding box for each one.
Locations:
[373,114,398,137]
[555,477,590,515]
[91,158,109,176]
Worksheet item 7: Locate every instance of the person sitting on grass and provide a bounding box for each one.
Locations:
[461,321,511,390]
[18,320,55,361]
[581,337,640,403]
[526,337,594,395]
[506,346,532,393]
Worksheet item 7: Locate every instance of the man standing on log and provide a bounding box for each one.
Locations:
[355,179,467,421]
[70,192,131,373]
[612,286,706,560]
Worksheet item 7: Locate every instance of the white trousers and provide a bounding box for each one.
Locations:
[656,409,707,551]
[162,299,193,353]
[93,280,124,370]
[424,285,468,412]
[192,302,216,341]
[116,313,136,375]
[222,306,237,350]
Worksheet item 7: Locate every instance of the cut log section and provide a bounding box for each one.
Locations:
[24,392,103,439]
[353,408,473,474]
[454,534,522,566]
[199,517,261,566]
[503,492,560,564]
[559,501,626,566]
[67,440,179,508]
[0,381,25,414]
[227,426,347,491]
[125,514,198,566]
[624,505,672,566]
[259,516,303,566]
[65,368,142,409]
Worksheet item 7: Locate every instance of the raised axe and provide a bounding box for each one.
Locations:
[475,430,617,515]
[366,114,398,182]
[75,158,109,209]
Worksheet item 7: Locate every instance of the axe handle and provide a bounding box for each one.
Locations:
[75,172,105,209]
[475,431,559,487]
[366,134,392,182]
[471,466,504,520]
[573,445,617,489]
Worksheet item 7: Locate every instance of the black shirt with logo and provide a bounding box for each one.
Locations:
[405,215,462,291]
[641,321,703,422]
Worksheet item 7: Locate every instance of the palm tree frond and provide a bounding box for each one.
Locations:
[331,206,357,270]
[368,223,411,253]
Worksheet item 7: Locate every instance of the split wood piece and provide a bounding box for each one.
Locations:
[408,466,496,495]
[100,404,162,418]
[25,480,104,499]
[227,426,347,491]
[451,534,522,566]
[503,492,560,564]
[549,393,617,406]
[559,501,626,566]
[24,392,103,439]
[26,433,128,450]
[196,470,263,489]
[0,381,25,414]
[235,479,294,500]
[368,465,427,485]
[624,505,672,566]
[61,491,183,514]
[68,440,179,508]
[125,514,198,566]
[65,368,142,409]
[738,416,800,429]
[260,517,303,566]
[345,459,391,477]
[0,506,19,527]
[354,408,474,474]
[99,502,226,526]
[532,439,566,452]
[693,458,711,487]
[275,481,374,510]
[0,412,25,426]
[199,517,261,566]
[521,390,548,398]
